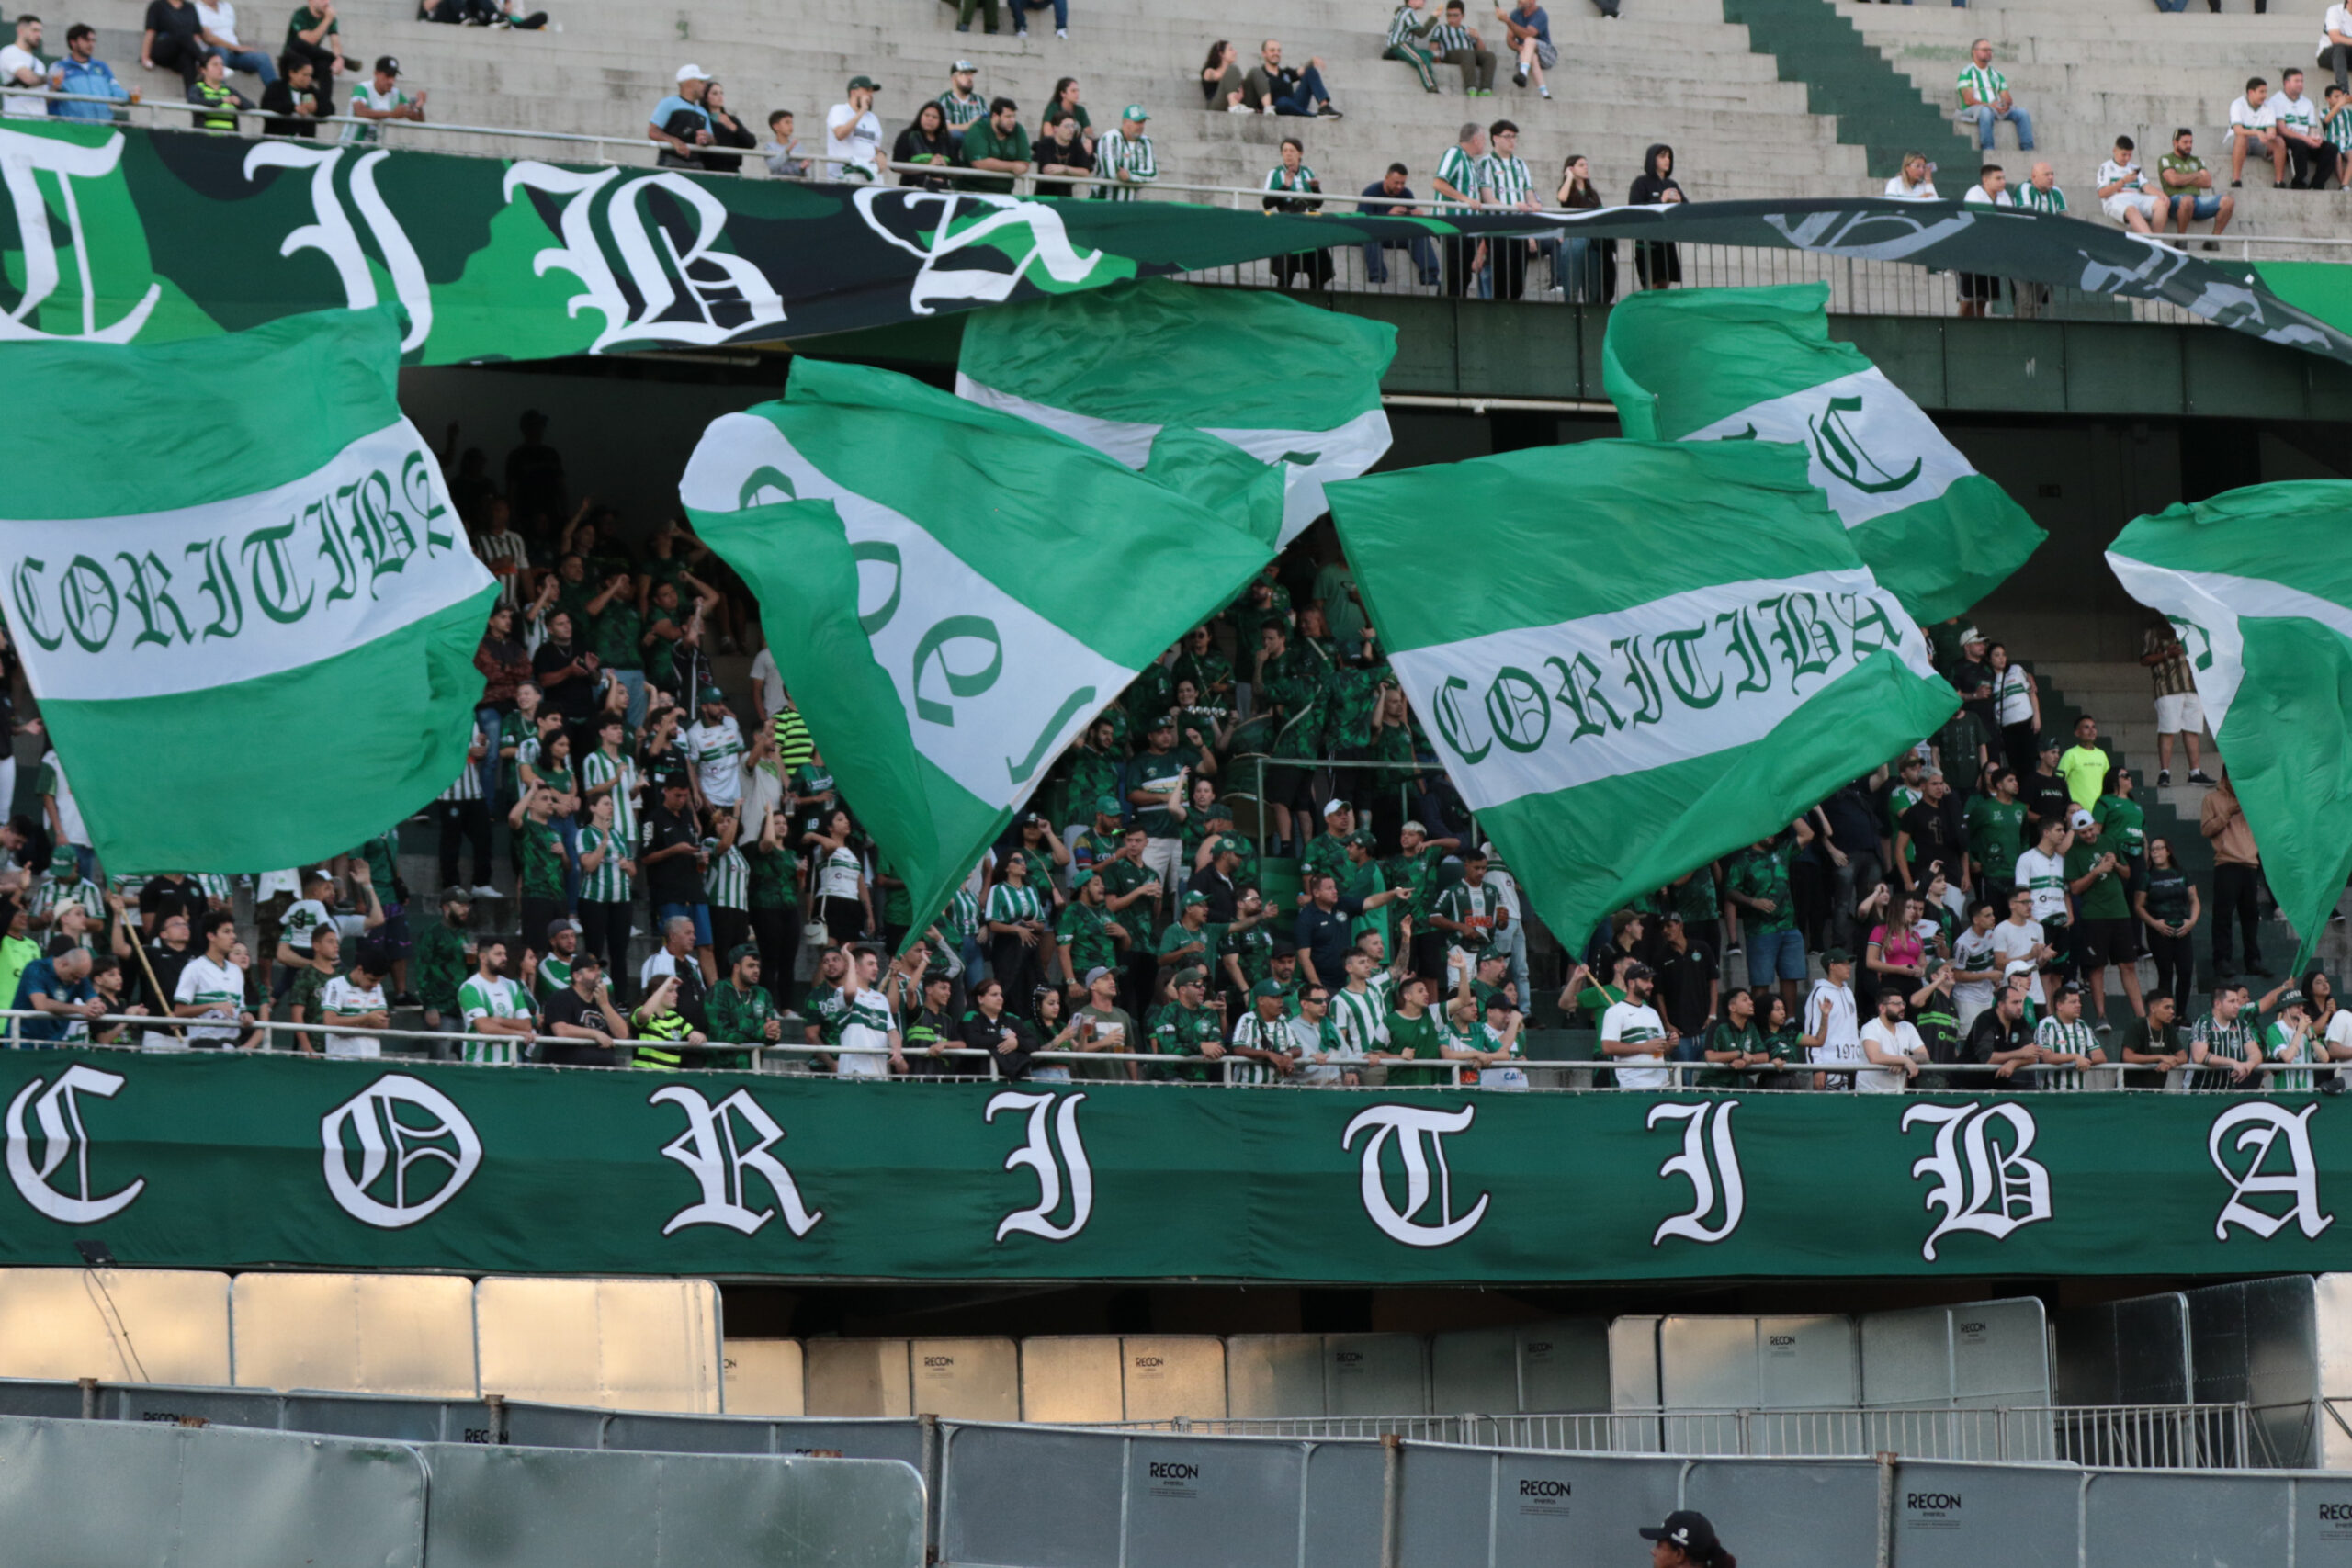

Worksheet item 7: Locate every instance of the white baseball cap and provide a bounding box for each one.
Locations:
[2069,807,2096,831]
[676,62,711,83]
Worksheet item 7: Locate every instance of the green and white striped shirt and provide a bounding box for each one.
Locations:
[1331,982,1388,1054]
[30,876,103,926]
[579,826,632,904]
[2036,1015,2098,1090]
[1477,152,1533,207]
[986,882,1046,927]
[582,749,638,850]
[1430,19,1477,51]
[1265,164,1319,197]
[2329,104,2352,152]
[1098,128,1157,197]
[459,972,531,1066]
[2016,181,2066,214]
[1956,63,2006,107]
[1386,3,1438,46]
[1434,143,1480,211]
[706,844,750,911]
[936,88,986,131]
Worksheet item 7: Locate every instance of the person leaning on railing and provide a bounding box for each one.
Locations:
[259,52,319,134]
[48,24,132,120]
[187,52,252,131]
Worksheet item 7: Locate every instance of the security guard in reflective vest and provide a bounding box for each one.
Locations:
[630,972,704,1070]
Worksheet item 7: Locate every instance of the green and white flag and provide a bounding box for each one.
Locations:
[955,277,1395,546]
[2108,483,2352,966]
[0,307,495,874]
[1327,440,1959,950]
[679,358,1279,938]
[1602,282,2044,623]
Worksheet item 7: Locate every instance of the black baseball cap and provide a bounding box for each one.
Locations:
[1623,962,1655,983]
[1640,1511,1720,1554]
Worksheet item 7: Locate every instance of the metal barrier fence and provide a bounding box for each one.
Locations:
[1109,1403,2259,1467]
[23,91,2340,330]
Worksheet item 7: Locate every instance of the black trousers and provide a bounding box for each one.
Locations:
[519,897,568,964]
[2146,926,2196,1013]
[1488,238,1531,301]
[711,906,751,966]
[2211,863,2264,971]
[749,905,798,1008]
[150,31,213,85]
[2290,138,2329,188]
[435,798,492,889]
[1442,234,1479,298]
[578,897,633,983]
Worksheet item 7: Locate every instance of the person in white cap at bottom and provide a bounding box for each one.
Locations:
[1640,1509,1736,1568]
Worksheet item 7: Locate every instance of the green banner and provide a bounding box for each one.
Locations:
[5,1053,2348,1281]
[3,121,2348,367]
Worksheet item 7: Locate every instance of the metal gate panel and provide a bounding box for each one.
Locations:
[1124,1335,1227,1421]
[1890,1460,2078,1568]
[1126,1430,1308,1568]
[936,1421,1125,1568]
[806,1338,911,1417]
[1019,1336,1124,1425]
[1430,1325,1519,1416]
[232,1271,477,1397]
[1301,1439,1387,1568]
[1682,1458,1880,1568]
[474,1277,722,1414]
[724,1338,806,1417]
[1228,1334,1327,1419]
[910,1337,1019,1423]
[1323,1334,1429,1417]
[0,1267,230,1385]
[2085,1470,2290,1568]
[1519,1319,1611,1415]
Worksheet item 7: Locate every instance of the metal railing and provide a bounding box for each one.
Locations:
[20,90,2343,328]
[1112,1402,2260,1467]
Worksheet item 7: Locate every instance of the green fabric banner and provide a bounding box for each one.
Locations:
[5,1053,2349,1281]
[4,121,2350,367]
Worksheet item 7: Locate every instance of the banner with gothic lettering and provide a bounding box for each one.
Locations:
[3,120,2351,367]
[2,1051,2346,1280]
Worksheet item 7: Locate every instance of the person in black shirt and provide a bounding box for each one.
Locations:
[1358,163,1442,285]
[142,0,211,86]
[259,55,320,135]
[905,971,972,1075]
[1960,984,2040,1088]
[1652,911,1719,1041]
[1894,769,1962,893]
[531,610,600,730]
[699,81,759,173]
[139,872,207,939]
[1627,142,1684,288]
[639,778,705,910]
[2022,735,2072,845]
[538,950,629,1066]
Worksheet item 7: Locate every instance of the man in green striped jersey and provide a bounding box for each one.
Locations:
[1433,121,1486,297]
[1957,38,2031,152]
[1433,1,1496,96]
[458,937,536,1066]
[937,61,984,140]
[1385,0,1442,93]
[29,863,103,932]
[2018,160,2066,213]
[2032,979,2103,1089]
[1476,118,1541,299]
[1097,104,1157,198]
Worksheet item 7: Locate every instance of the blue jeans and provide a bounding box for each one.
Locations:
[1749,927,1807,983]
[473,705,503,801]
[1363,235,1440,284]
[220,47,277,84]
[1272,65,1330,115]
[655,900,713,949]
[1970,103,2033,151]
[1012,0,1067,28]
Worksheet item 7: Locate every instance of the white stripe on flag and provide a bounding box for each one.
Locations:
[2101,556,2352,737]
[1683,367,1975,529]
[953,375,1162,468]
[680,412,1132,808]
[1387,568,1935,810]
[0,421,486,701]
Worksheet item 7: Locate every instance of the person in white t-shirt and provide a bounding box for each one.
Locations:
[2231,76,2287,186]
[2095,135,2170,232]
[1858,987,1928,1093]
[1800,949,1862,1090]
[1600,963,1672,1090]
[748,643,785,729]
[684,688,747,808]
[823,74,888,183]
[1989,884,2053,1008]
[2014,817,2071,926]
[0,16,46,118]
[2275,67,2327,186]
[2323,2,2352,96]
[1950,899,2004,1036]
[1883,150,1938,199]
[172,911,253,1047]
[319,953,390,1058]
[835,946,906,1077]
[1957,163,2011,317]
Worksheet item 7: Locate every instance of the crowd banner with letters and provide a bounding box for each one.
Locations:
[0,306,495,873]
[678,360,1281,938]
[2108,482,2352,972]
[3,121,2351,366]
[1602,283,2048,623]
[1327,440,1959,954]
[2,1053,2348,1279]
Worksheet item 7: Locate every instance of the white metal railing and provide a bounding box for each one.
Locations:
[1110,1403,2259,1467]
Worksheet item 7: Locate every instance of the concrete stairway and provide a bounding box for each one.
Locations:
[79,0,1871,204]
[1844,0,2350,240]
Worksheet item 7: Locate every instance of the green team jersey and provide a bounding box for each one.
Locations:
[518,819,567,901]
[1434,142,1479,211]
[1099,856,1159,942]
[580,825,633,904]
[1965,796,2026,881]
[1057,901,1121,977]
[1384,844,1447,920]
[1433,879,1506,950]
[458,973,530,1065]
[581,749,638,848]
[1299,831,1353,894]
[2064,840,2130,920]
[1129,750,1188,838]
[1956,62,2006,106]
[802,983,848,1045]
[413,919,471,1012]
[745,842,798,909]
[707,980,776,1066]
[593,602,644,671]
[2268,1020,2323,1090]
[1726,841,1796,934]
[2016,181,2066,214]
[1219,920,1274,991]
[1384,1009,1448,1086]
[535,952,573,1007]
[283,965,333,1041]
[1155,919,1215,976]
[2094,795,2145,861]
[1148,1001,1223,1082]
[706,844,750,911]
[876,855,913,927]
[1702,1020,1762,1089]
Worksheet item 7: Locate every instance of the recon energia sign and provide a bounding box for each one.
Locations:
[1,1054,2346,1280]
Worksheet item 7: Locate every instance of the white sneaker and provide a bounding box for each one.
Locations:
[1056,26,1067,35]
[472,884,503,899]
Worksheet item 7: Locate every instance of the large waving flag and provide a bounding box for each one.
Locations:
[1327,440,1958,950]
[2108,483,2352,966]
[679,359,1280,937]
[955,277,1395,546]
[0,307,495,873]
[1602,283,2044,623]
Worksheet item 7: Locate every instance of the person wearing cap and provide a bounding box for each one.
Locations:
[413,886,475,1040]
[2034,978,2103,1089]
[1124,711,1190,897]
[1858,982,1928,1092]
[1800,948,1862,1090]
[1148,966,1225,1082]
[938,61,985,134]
[960,95,1034,195]
[1190,832,1247,926]
[2063,809,2139,1032]
[1296,798,1355,898]
[1384,819,1458,977]
[683,686,747,811]
[1228,977,1299,1079]
[1597,962,1672,1089]
[1070,789,1125,883]
[707,943,782,1068]
[2263,988,2324,1091]
[648,63,716,164]
[1099,826,1164,1015]
[1072,964,1140,1081]
[537,950,629,1066]
[342,51,421,145]
[823,74,887,184]
[2020,731,2071,845]
[1096,104,1159,198]
[1154,890,1217,998]
[2057,713,2109,811]
[2116,990,2189,1089]
[510,780,571,965]
[531,916,580,1005]
[1640,1508,1736,1568]
[1057,868,1128,996]
[457,935,534,1066]
[1941,626,1996,779]
[1216,886,1275,1004]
